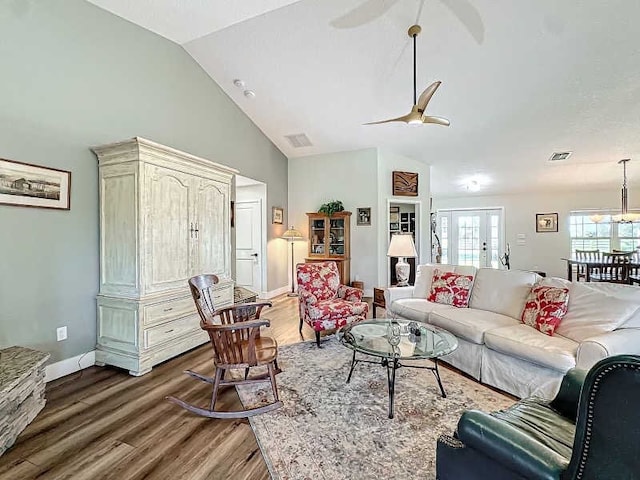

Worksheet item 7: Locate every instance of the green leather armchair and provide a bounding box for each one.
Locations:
[436,355,640,480]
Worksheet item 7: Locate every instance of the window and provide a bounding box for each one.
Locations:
[569,212,640,253]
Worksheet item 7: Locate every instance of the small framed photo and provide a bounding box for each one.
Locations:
[0,157,71,210]
[536,213,558,233]
[272,206,283,224]
[357,207,371,226]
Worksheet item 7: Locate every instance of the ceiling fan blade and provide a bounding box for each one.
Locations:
[414,0,426,24]
[439,0,485,44]
[422,115,451,126]
[417,81,442,112]
[364,113,413,125]
[330,0,401,29]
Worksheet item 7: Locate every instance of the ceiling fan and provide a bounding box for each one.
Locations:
[364,24,450,126]
[331,0,484,44]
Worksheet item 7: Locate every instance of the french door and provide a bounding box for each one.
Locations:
[437,209,504,268]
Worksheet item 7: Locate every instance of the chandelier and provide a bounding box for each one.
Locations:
[589,159,639,223]
[612,159,639,223]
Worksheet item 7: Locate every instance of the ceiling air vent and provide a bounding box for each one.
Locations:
[549,151,572,162]
[285,133,312,148]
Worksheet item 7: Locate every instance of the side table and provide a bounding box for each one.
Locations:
[373,287,386,318]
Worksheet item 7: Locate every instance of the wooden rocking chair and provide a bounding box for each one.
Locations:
[166,274,283,418]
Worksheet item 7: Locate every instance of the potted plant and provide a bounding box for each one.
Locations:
[318,200,344,216]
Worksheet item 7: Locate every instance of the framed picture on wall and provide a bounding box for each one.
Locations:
[536,212,558,233]
[0,157,71,210]
[357,207,371,226]
[389,206,400,223]
[392,171,418,196]
[272,206,284,224]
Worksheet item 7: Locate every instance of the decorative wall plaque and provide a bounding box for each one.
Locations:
[392,171,418,197]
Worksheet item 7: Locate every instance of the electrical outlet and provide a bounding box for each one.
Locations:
[56,326,68,341]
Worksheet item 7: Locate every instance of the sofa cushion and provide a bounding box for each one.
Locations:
[469,269,540,320]
[539,278,640,340]
[413,264,455,298]
[484,324,577,372]
[428,270,474,308]
[521,286,570,336]
[430,308,518,345]
[413,264,477,298]
[390,298,454,322]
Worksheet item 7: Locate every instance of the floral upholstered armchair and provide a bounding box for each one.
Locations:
[296,261,368,347]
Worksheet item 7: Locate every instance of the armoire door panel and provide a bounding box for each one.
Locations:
[145,165,193,293]
[100,169,138,294]
[195,179,229,277]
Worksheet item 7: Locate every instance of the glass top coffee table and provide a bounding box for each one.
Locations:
[340,318,458,418]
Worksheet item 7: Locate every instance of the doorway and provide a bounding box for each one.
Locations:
[235,176,266,295]
[387,199,422,285]
[436,208,505,268]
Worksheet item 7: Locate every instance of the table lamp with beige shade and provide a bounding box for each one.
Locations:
[282,226,304,296]
[387,233,417,287]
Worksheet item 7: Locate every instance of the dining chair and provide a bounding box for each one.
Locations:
[612,249,636,257]
[590,252,630,284]
[629,251,640,285]
[574,249,600,281]
[166,274,282,418]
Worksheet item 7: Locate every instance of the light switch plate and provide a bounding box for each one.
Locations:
[56,326,67,341]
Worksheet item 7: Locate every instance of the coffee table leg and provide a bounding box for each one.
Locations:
[432,358,447,398]
[386,357,398,419]
[346,350,357,383]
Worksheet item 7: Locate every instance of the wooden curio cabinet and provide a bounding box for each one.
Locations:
[305,211,351,284]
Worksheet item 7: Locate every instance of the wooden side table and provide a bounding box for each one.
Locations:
[373,287,386,318]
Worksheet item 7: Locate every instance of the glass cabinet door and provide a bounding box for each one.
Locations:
[310,218,325,254]
[329,218,345,256]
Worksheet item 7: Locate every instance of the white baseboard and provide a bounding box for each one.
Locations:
[260,285,291,299]
[45,350,96,383]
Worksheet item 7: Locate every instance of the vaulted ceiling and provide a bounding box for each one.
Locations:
[87,0,640,197]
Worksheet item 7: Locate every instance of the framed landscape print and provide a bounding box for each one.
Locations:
[536,212,558,233]
[0,158,71,210]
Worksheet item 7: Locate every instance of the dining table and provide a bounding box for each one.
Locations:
[561,256,640,283]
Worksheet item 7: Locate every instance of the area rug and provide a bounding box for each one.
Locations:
[237,337,515,480]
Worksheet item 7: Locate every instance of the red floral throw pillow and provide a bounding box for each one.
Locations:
[521,286,570,336]
[427,269,474,308]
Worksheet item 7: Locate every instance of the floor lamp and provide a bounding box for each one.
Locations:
[282,226,304,296]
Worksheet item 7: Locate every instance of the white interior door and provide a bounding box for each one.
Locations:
[437,209,504,268]
[235,200,262,292]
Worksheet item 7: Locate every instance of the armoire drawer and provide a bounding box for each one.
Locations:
[144,297,196,326]
[143,315,200,349]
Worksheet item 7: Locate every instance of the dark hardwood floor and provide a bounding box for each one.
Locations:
[0,295,379,480]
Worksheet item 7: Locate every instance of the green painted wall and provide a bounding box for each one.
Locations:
[0,0,288,362]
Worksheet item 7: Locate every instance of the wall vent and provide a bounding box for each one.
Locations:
[549,151,572,162]
[285,133,312,148]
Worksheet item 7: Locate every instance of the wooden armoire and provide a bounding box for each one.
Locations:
[92,137,237,376]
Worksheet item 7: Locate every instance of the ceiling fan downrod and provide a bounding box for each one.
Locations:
[408,24,422,106]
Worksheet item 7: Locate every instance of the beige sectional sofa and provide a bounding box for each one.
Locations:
[385,264,640,398]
